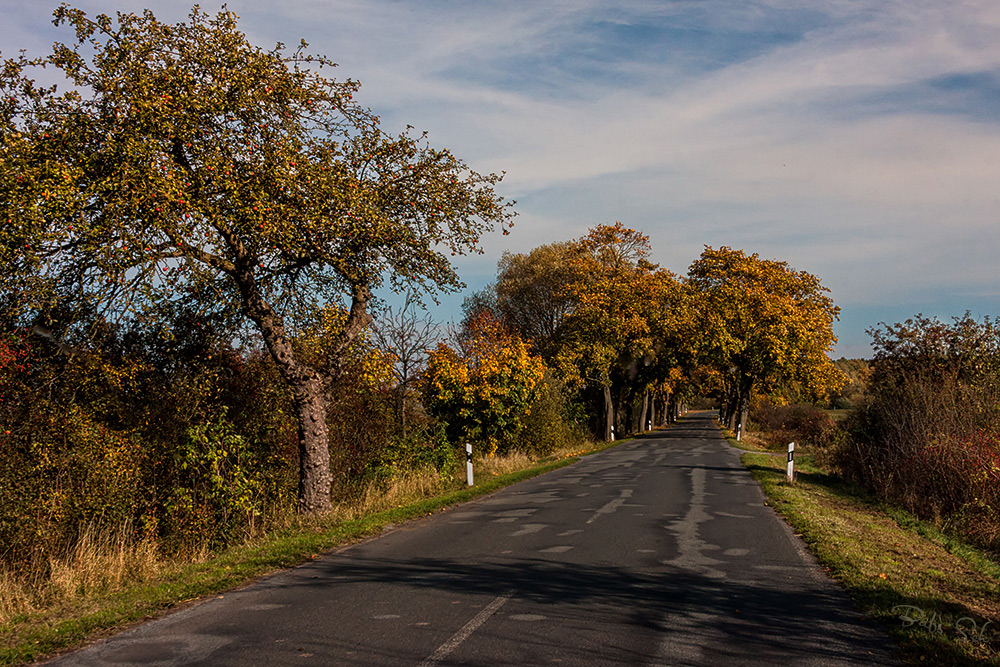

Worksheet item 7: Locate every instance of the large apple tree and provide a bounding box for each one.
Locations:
[0,6,514,513]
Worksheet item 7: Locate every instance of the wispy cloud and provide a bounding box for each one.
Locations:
[4,0,999,354]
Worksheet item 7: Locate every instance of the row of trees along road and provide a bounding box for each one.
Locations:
[0,7,513,514]
[462,223,845,445]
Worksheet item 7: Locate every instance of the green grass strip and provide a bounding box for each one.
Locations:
[740,450,1000,666]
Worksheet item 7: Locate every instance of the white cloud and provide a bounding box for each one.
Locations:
[4,0,1000,354]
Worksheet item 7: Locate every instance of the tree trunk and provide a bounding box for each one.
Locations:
[736,379,752,440]
[236,268,372,514]
[638,390,649,432]
[726,389,739,431]
[293,375,333,513]
[252,315,333,514]
[603,384,615,441]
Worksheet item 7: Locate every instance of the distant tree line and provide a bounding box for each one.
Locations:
[445,224,843,449]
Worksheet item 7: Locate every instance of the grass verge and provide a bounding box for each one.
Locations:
[0,439,620,666]
[739,447,1000,666]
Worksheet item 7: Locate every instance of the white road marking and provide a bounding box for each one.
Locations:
[586,489,634,524]
[539,545,573,553]
[244,604,287,612]
[417,592,513,667]
[511,523,547,537]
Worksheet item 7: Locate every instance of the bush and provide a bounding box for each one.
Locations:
[750,398,837,449]
[421,314,545,456]
[832,314,1000,553]
[0,400,146,566]
[161,411,265,551]
[362,423,457,483]
[0,312,302,564]
[518,372,588,456]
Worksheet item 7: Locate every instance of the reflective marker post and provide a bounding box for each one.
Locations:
[466,443,474,486]
[786,442,795,482]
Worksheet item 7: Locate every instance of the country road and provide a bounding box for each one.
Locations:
[46,412,898,666]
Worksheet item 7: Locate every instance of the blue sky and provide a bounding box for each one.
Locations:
[4,0,1000,357]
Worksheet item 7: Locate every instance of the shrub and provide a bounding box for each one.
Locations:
[362,423,457,483]
[833,314,1000,553]
[161,411,265,551]
[518,372,588,456]
[0,400,146,566]
[750,398,837,449]
[421,313,545,455]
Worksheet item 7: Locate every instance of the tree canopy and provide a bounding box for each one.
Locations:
[493,241,581,357]
[1,6,514,512]
[549,223,682,439]
[687,246,843,433]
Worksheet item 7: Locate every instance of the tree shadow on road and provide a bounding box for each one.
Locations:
[263,551,898,666]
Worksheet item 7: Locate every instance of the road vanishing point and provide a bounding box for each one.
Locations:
[47,412,898,666]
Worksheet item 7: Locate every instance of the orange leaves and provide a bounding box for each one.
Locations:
[552,224,678,388]
[578,222,651,273]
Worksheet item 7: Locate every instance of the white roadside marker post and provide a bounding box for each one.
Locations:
[786,442,795,482]
[466,443,474,486]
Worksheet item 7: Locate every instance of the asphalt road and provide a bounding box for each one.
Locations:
[46,412,898,666]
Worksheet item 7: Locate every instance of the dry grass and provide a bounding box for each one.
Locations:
[334,468,454,521]
[330,444,585,522]
[478,451,534,477]
[0,524,161,626]
[0,437,603,651]
[0,572,35,626]
[48,527,160,600]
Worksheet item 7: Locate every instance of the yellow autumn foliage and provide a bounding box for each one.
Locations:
[422,313,545,455]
